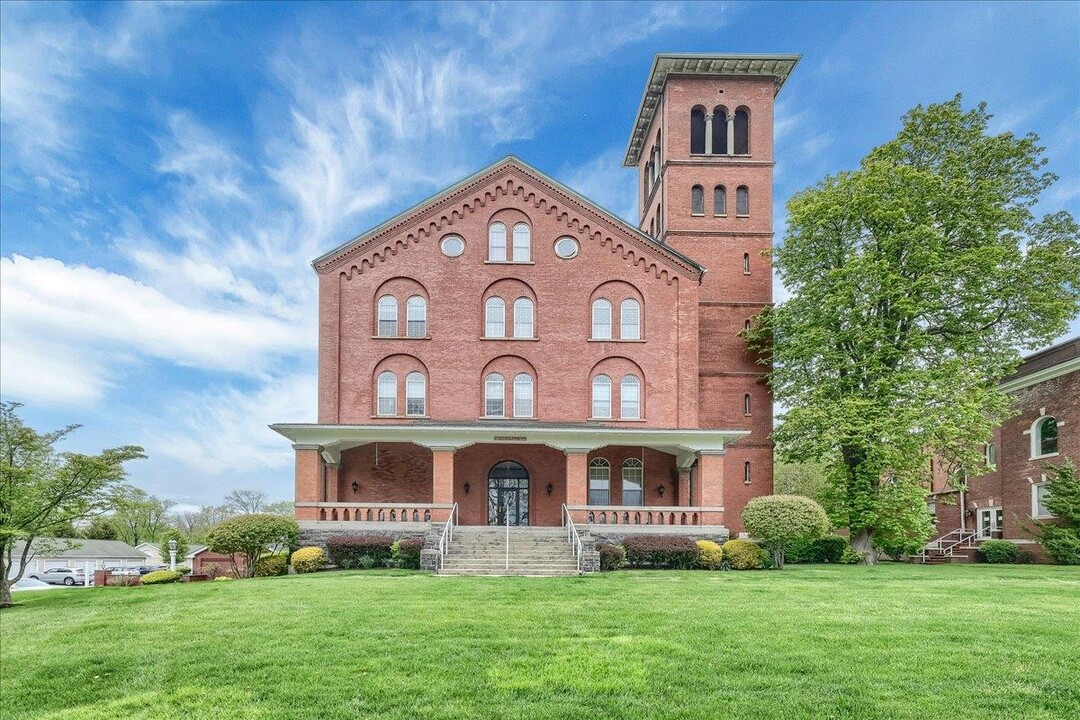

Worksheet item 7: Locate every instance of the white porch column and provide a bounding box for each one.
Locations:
[727,115,735,155]
[704,113,714,154]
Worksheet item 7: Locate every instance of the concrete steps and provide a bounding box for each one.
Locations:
[439,527,579,577]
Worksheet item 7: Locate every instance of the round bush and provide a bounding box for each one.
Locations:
[742,495,830,568]
[291,547,327,574]
[696,540,724,570]
[206,514,300,578]
[979,540,1022,564]
[140,570,182,585]
[254,553,288,577]
[722,539,766,570]
[597,543,626,571]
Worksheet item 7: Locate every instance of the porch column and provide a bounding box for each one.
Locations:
[431,447,456,505]
[565,450,590,507]
[698,451,725,511]
[294,444,322,521]
[322,447,341,503]
[677,468,692,507]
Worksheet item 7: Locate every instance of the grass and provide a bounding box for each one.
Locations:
[2,564,1078,720]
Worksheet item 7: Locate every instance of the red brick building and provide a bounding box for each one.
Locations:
[926,337,1078,560]
[272,54,800,538]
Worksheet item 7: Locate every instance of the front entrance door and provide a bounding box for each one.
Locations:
[977,507,1003,538]
[488,461,529,526]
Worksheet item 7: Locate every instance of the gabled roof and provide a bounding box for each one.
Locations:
[624,53,801,166]
[311,155,703,281]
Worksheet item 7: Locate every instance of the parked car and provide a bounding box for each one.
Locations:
[103,566,140,576]
[27,568,90,586]
[134,565,165,575]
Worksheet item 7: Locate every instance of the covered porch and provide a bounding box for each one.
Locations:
[270,422,747,532]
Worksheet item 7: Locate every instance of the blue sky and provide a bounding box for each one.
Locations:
[1,1,1078,508]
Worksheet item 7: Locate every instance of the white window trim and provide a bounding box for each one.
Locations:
[1026,414,1062,460]
[1031,476,1054,519]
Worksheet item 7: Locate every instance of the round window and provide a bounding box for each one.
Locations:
[440,235,465,257]
[554,236,579,259]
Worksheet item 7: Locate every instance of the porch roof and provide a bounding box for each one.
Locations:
[269,422,749,466]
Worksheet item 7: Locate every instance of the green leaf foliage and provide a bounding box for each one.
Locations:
[749,96,1080,562]
[742,495,830,569]
[1032,460,1080,565]
[206,514,300,578]
[158,528,189,567]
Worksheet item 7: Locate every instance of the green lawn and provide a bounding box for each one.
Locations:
[2,564,1078,720]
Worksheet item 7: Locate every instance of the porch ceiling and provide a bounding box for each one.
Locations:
[269,422,748,460]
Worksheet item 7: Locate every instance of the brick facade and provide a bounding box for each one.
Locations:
[276,55,802,533]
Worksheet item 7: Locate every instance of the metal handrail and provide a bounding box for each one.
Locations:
[436,503,458,571]
[505,511,510,571]
[562,504,583,572]
[920,527,980,560]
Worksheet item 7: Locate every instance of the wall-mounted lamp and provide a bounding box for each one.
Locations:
[464,482,471,495]
[351,481,359,493]
[546,483,554,496]
[657,484,666,497]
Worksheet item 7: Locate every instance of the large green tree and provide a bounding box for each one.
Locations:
[0,402,143,606]
[751,97,1080,563]
[109,486,174,547]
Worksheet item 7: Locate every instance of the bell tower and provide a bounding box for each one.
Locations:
[624,53,800,512]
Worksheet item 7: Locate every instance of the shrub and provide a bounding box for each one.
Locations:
[213,576,234,582]
[742,495,830,569]
[1039,526,1080,565]
[206,514,300,579]
[623,535,699,569]
[358,555,377,570]
[1032,461,1080,565]
[106,574,139,587]
[140,570,182,585]
[175,565,192,576]
[786,535,848,564]
[254,553,288,577]
[291,547,327,574]
[696,540,724,570]
[325,534,395,568]
[391,538,424,569]
[840,545,864,564]
[978,540,1022,564]
[721,539,765,570]
[597,543,626,571]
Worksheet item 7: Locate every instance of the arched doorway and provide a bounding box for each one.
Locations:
[488,460,529,526]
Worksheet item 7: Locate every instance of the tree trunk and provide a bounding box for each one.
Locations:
[773,548,785,570]
[851,529,879,565]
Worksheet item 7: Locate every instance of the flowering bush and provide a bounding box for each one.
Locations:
[695,540,724,570]
[290,547,327,574]
[623,535,699,569]
[140,570,182,585]
[721,539,766,570]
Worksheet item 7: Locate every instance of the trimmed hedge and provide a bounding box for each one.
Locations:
[786,535,848,564]
[597,543,626,571]
[623,535,699,569]
[326,534,395,568]
[291,547,327,574]
[978,540,1031,564]
[721,539,766,570]
[254,553,288,577]
[696,540,724,570]
[392,538,424,569]
[141,570,182,585]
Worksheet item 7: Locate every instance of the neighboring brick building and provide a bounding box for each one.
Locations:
[272,54,800,537]
[927,337,1078,560]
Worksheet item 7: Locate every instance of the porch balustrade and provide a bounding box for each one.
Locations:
[296,502,455,524]
[564,505,724,527]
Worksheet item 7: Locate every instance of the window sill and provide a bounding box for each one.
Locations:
[477,415,537,421]
[713,214,727,218]
[691,212,705,217]
[587,417,647,423]
[736,214,750,219]
[1030,452,1059,461]
[484,260,535,265]
[480,336,539,341]
[371,335,431,340]
[588,338,646,343]
[371,415,431,420]
[688,153,754,159]
[1032,514,1055,520]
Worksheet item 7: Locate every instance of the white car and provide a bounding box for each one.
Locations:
[27,568,90,586]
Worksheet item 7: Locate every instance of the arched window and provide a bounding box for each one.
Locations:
[377,296,398,337]
[621,375,641,419]
[743,252,751,274]
[485,297,505,338]
[588,458,611,505]
[592,299,612,340]
[1034,416,1059,457]
[643,164,651,198]
[714,185,727,215]
[484,373,505,417]
[620,299,641,340]
[622,458,644,505]
[744,319,752,332]
[512,223,531,262]
[591,375,612,419]
[734,108,749,154]
[513,373,534,418]
[712,106,728,154]
[377,371,397,416]
[406,296,427,337]
[737,186,749,216]
[513,297,534,339]
[406,372,426,416]
[743,393,751,416]
[691,185,704,215]
[690,106,706,154]
[488,222,507,262]
[743,461,752,484]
